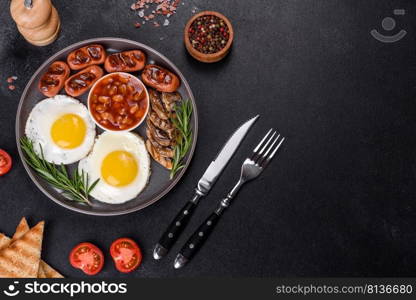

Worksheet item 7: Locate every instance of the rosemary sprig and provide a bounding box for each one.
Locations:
[170,99,193,179]
[20,136,99,205]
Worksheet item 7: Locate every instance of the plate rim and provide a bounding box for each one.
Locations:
[15,37,199,216]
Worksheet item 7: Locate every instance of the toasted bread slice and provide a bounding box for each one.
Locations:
[12,218,48,278]
[37,264,47,278]
[12,217,30,240]
[12,218,46,277]
[0,234,10,250]
[0,221,44,278]
[0,219,64,278]
[0,218,30,250]
[39,260,63,278]
[10,218,63,278]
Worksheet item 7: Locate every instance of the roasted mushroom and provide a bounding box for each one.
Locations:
[149,89,169,120]
[146,119,173,147]
[161,91,181,112]
[148,137,175,158]
[148,111,177,139]
[146,140,173,170]
[145,89,183,170]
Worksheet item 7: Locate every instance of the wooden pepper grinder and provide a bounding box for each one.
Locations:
[10,0,61,46]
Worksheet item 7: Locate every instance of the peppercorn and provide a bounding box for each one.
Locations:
[188,15,229,54]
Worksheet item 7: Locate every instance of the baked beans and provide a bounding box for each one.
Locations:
[89,73,148,131]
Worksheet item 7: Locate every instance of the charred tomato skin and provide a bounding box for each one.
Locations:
[110,238,142,273]
[69,242,104,276]
[0,149,12,176]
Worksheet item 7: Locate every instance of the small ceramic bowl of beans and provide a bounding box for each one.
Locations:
[88,72,149,132]
[184,11,234,63]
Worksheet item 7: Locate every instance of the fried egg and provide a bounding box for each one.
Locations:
[25,95,96,164]
[78,131,151,204]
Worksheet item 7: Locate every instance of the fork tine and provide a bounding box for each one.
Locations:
[261,137,285,168]
[250,128,273,160]
[258,131,276,156]
[256,133,280,165]
[256,133,280,164]
[253,128,273,153]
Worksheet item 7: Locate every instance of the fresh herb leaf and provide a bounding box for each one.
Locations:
[20,136,98,205]
[170,99,193,179]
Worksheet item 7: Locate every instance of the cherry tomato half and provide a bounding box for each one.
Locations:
[110,238,142,273]
[0,149,12,176]
[69,242,104,276]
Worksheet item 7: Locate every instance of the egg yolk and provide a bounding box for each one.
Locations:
[101,151,138,187]
[50,114,86,149]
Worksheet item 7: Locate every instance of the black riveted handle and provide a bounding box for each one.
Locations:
[177,211,221,265]
[154,197,200,259]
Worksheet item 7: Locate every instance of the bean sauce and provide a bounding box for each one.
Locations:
[89,73,148,131]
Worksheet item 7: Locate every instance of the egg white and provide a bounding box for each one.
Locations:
[25,95,96,164]
[78,131,151,204]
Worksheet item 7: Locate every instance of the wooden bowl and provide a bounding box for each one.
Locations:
[184,11,234,63]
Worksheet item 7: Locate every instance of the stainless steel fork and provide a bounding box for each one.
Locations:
[174,129,285,269]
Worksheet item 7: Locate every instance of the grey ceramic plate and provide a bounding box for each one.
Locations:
[16,37,198,216]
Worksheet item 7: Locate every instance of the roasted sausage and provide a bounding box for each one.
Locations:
[141,64,180,93]
[64,65,104,97]
[104,50,146,73]
[38,61,70,97]
[67,44,106,70]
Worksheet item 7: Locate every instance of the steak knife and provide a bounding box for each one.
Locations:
[153,115,259,259]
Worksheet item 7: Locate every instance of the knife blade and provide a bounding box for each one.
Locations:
[153,115,259,260]
[196,115,259,195]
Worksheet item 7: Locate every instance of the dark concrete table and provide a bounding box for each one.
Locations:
[1,0,416,277]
